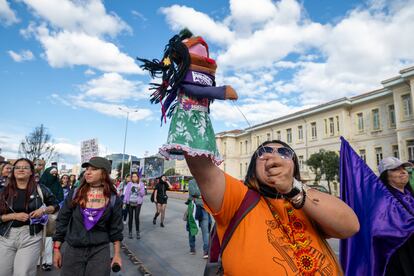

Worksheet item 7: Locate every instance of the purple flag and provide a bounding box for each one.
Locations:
[339,136,414,276]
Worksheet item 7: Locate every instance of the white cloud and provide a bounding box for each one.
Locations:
[131,10,147,21]
[84,69,96,75]
[0,0,19,26]
[289,2,414,104]
[51,93,153,122]
[22,0,130,37]
[211,99,305,126]
[161,0,414,117]
[34,27,142,74]
[0,133,22,158]
[71,100,153,122]
[79,72,149,102]
[8,50,35,62]
[160,5,235,46]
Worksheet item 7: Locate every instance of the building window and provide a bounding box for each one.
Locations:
[375,147,383,166]
[256,136,260,147]
[359,149,366,162]
[324,119,328,135]
[311,122,317,139]
[388,105,396,127]
[357,113,364,132]
[286,128,292,143]
[245,140,248,154]
[298,125,303,141]
[392,145,399,159]
[402,94,413,118]
[336,116,340,133]
[266,133,271,141]
[240,163,243,176]
[223,163,226,172]
[245,162,248,174]
[298,155,304,170]
[372,109,380,130]
[223,142,227,154]
[407,140,414,161]
[240,142,243,154]
[276,130,281,140]
[329,117,334,136]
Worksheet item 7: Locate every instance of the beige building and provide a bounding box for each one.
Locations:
[216,66,414,195]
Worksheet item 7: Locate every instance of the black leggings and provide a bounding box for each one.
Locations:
[128,204,142,233]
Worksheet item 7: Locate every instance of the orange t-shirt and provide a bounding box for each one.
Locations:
[205,173,342,276]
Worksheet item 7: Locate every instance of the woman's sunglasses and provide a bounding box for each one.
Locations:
[255,145,294,160]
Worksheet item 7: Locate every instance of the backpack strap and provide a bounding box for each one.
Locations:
[209,189,261,263]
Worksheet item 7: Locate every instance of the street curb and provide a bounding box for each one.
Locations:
[121,242,152,276]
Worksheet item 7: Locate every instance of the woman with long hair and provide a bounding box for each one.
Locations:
[185,140,359,275]
[123,172,145,239]
[0,158,59,276]
[0,163,12,187]
[69,174,76,188]
[153,175,172,227]
[52,157,123,276]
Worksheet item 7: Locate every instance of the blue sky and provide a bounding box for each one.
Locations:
[1,0,414,168]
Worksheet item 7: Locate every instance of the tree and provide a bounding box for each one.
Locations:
[116,162,131,179]
[164,168,176,176]
[19,124,55,163]
[306,149,339,194]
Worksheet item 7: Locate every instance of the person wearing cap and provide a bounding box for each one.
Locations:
[377,156,414,275]
[52,157,123,276]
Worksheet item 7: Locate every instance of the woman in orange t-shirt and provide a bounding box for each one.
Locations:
[185,140,360,275]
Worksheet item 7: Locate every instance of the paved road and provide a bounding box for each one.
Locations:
[36,192,340,276]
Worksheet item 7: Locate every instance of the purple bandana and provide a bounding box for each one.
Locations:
[80,206,106,231]
[30,214,49,225]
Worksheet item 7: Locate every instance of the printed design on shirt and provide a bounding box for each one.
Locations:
[265,202,334,276]
[87,189,105,204]
[129,184,139,203]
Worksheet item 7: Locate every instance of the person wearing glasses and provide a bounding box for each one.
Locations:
[0,158,59,276]
[185,140,360,275]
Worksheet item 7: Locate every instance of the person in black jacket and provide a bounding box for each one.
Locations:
[53,157,123,276]
[0,158,59,276]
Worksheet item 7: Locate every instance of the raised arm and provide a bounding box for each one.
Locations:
[185,155,225,212]
[302,189,359,238]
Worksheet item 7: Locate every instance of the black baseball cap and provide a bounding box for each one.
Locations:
[81,157,111,174]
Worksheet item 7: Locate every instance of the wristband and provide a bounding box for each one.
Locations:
[53,243,61,250]
[290,189,306,209]
[281,178,302,199]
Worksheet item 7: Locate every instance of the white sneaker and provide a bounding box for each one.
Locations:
[123,220,127,224]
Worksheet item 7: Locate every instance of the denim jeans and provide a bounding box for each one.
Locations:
[188,208,210,253]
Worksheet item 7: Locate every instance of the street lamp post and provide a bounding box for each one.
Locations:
[119,107,138,182]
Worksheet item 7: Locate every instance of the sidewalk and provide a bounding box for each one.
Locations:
[122,195,207,276]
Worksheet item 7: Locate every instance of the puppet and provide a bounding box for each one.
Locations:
[138,29,237,165]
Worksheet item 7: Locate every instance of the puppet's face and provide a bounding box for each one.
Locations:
[183,37,209,58]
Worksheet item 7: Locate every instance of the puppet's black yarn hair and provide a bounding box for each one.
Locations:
[137,29,193,105]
